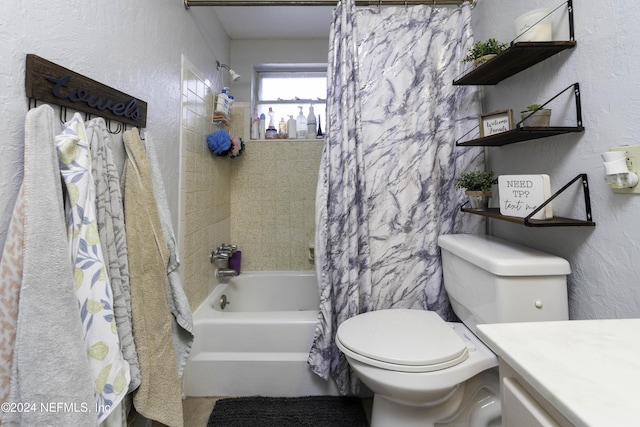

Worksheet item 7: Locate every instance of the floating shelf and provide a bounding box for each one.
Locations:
[457,83,583,147]
[453,41,577,86]
[461,174,595,227]
[457,126,584,147]
[461,207,595,227]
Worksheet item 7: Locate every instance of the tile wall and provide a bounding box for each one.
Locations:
[229,138,323,271]
[180,58,231,311]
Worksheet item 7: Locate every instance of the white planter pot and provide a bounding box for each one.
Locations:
[466,191,491,209]
[520,109,551,127]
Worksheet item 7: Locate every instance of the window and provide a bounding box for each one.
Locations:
[252,64,327,130]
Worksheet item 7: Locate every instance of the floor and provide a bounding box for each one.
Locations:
[183,397,220,427]
[182,396,373,427]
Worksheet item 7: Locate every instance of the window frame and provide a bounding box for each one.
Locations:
[251,63,328,119]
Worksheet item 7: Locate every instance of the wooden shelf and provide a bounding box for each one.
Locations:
[453,41,577,86]
[457,126,584,147]
[460,174,595,227]
[461,207,595,227]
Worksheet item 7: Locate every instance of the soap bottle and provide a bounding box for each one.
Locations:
[265,107,278,139]
[251,110,259,140]
[287,115,297,139]
[306,105,317,139]
[227,95,234,115]
[278,117,287,138]
[215,88,228,115]
[296,106,307,139]
[259,114,266,139]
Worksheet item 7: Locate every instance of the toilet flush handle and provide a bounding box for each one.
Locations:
[535,300,543,309]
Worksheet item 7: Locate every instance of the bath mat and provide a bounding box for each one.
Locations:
[207,396,369,427]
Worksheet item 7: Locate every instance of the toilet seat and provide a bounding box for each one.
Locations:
[336,309,469,373]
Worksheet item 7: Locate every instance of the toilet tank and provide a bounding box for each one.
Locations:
[437,234,570,333]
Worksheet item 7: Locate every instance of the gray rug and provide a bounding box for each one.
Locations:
[207,396,369,427]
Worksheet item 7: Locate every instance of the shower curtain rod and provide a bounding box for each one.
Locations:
[184,0,474,7]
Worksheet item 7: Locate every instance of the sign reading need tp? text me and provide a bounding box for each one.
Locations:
[498,174,553,220]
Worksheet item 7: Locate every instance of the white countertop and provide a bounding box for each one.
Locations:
[476,319,640,427]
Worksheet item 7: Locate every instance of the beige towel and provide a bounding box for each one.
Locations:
[122,128,183,427]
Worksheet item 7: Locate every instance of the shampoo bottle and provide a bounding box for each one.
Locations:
[265,107,278,139]
[306,105,317,139]
[215,89,228,115]
[259,114,266,140]
[287,115,297,139]
[251,110,259,140]
[296,106,307,139]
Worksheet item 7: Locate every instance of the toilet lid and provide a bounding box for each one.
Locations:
[336,309,468,372]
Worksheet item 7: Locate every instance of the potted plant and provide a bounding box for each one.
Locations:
[455,170,497,209]
[462,38,509,66]
[520,104,551,127]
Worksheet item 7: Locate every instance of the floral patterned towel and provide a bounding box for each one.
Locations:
[56,113,130,423]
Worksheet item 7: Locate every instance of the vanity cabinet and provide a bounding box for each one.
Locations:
[499,361,572,427]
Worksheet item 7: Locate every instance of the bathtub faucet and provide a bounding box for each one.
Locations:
[210,243,238,264]
[211,243,239,279]
[216,267,238,278]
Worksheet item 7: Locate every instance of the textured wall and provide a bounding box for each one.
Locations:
[472,1,640,319]
[0,0,229,255]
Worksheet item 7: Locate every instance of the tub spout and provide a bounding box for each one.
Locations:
[216,267,238,278]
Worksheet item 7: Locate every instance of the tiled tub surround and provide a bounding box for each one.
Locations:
[180,58,231,311]
[229,139,323,271]
[180,61,322,311]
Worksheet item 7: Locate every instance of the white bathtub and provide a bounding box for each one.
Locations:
[183,271,339,397]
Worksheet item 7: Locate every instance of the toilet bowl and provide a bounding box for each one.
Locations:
[336,310,500,426]
[336,233,570,427]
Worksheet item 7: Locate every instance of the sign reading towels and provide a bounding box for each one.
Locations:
[25,54,147,128]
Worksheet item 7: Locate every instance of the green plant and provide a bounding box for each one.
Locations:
[523,103,544,112]
[462,38,509,63]
[455,170,497,192]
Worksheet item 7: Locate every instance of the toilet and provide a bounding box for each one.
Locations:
[336,233,570,427]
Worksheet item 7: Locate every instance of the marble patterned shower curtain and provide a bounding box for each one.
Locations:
[308,0,485,395]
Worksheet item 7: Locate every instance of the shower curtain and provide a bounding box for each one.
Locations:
[309,0,485,394]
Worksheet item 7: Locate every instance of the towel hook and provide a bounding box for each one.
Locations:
[59,107,68,124]
[106,119,122,134]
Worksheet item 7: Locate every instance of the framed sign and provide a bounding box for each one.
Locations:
[479,109,513,137]
[25,54,147,127]
[498,174,553,220]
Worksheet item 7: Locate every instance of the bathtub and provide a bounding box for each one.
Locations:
[182,271,339,397]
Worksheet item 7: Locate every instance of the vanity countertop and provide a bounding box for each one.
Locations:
[476,319,640,427]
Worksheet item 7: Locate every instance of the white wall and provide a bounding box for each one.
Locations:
[472,1,640,319]
[229,38,330,101]
[0,0,229,251]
